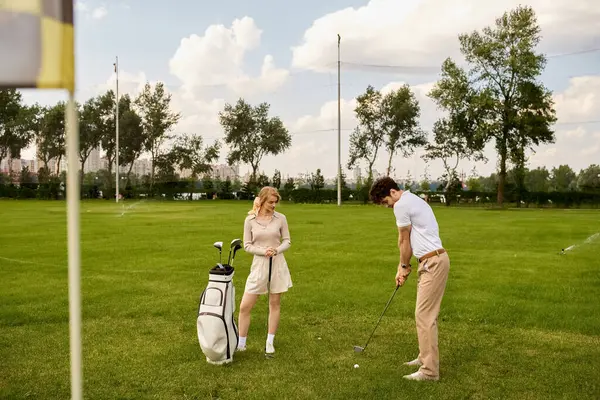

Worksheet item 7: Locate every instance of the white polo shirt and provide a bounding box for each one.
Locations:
[393,190,443,259]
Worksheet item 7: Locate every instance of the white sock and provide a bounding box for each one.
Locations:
[238,336,246,347]
[267,334,275,345]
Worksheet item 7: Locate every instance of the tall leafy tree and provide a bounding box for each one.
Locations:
[509,80,557,205]
[78,98,103,185]
[172,133,220,200]
[117,95,144,187]
[0,90,38,176]
[37,102,66,176]
[347,85,385,184]
[524,167,550,192]
[381,85,427,176]
[219,99,291,182]
[425,58,488,197]
[309,168,325,191]
[135,82,181,193]
[272,169,281,189]
[550,165,577,192]
[97,90,118,195]
[457,5,557,205]
[577,164,600,192]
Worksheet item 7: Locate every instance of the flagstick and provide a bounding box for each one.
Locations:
[65,93,82,400]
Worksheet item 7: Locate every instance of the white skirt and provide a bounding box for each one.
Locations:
[244,253,293,294]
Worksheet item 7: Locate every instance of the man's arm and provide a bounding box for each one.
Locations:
[398,225,412,267]
[395,225,412,286]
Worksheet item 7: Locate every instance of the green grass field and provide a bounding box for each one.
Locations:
[1,200,599,399]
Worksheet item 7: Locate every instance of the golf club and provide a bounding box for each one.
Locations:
[230,242,243,266]
[227,238,242,265]
[213,241,223,264]
[265,256,274,359]
[213,241,224,269]
[354,284,400,353]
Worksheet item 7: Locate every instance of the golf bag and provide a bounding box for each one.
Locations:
[197,264,239,365]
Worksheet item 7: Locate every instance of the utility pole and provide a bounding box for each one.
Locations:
[114,56,119,203]
[337,34,342,206]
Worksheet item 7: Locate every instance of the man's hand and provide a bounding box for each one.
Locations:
[395,264,411,286]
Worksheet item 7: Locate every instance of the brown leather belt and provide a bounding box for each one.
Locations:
[418,248,446,263]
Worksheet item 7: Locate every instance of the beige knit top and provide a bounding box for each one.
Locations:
[243,211,291,256]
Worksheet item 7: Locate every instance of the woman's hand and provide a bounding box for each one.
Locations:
[265,247,278,258]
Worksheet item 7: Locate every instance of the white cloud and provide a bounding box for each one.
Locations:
[168,17,289,98]
[554,76,600,123]
[581,145,599,156]
[92,6,108,20]
[291,0,600,73]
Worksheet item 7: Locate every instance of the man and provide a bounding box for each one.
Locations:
[369,176,450,381]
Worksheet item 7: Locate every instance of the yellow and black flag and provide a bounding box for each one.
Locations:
[0,0,74,93]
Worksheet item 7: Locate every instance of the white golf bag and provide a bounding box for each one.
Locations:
[197,264,239,365]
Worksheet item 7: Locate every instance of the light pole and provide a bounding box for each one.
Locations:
[337,34,342,206]
[113,56,120,203]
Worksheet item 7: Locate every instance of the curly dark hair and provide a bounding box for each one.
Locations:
[369,176,400,204]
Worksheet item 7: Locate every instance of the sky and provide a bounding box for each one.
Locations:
[17,0,600,181]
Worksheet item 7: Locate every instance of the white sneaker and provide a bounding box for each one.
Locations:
[236,345,246,352]
[404,358,423,367]
[403,371,439,381]
[265,342,275,354]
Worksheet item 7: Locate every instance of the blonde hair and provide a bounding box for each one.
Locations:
[248,186,281,215]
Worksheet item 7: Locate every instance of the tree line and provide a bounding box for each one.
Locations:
[0,5,597,205]
[346,5,566,207]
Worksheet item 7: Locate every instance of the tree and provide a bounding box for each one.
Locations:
[0,90,38,176]
[37,102,66,176]
[424,58,488,196]
[257,173,270,188]
[577,164,600,192]
[404,170,415,190]
[97,90,118,196]
[283,177,295,192]
[135,82,181,193]
[272,169,282,189]
[457,6,557,205]
[347,85,384,184]
[524,167,550,192]
[309,168,325,191]
[116,95,144,187]
[219,99,291,182]
[466,166,482,191]
[202,175,214,194]
[172,133,220,200]
[78,97,103,185]
[381,85,427,176]
[221,177,233,196]
[550,165,577,192]
[338,170,348,190]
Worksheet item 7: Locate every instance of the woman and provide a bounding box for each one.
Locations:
[237,186,292,355]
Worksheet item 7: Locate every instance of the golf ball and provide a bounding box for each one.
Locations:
[354,364,359,368]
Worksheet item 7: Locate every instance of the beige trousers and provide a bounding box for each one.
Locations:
[415,252,450,378]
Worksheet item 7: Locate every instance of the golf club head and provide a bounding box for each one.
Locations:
[213,241,223,263]
[227,238,242,265]
[230,243,243,266]
[353,346,365,353]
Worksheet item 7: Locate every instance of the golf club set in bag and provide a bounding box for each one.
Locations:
[196,239,243,365]
[196,237,399,364]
